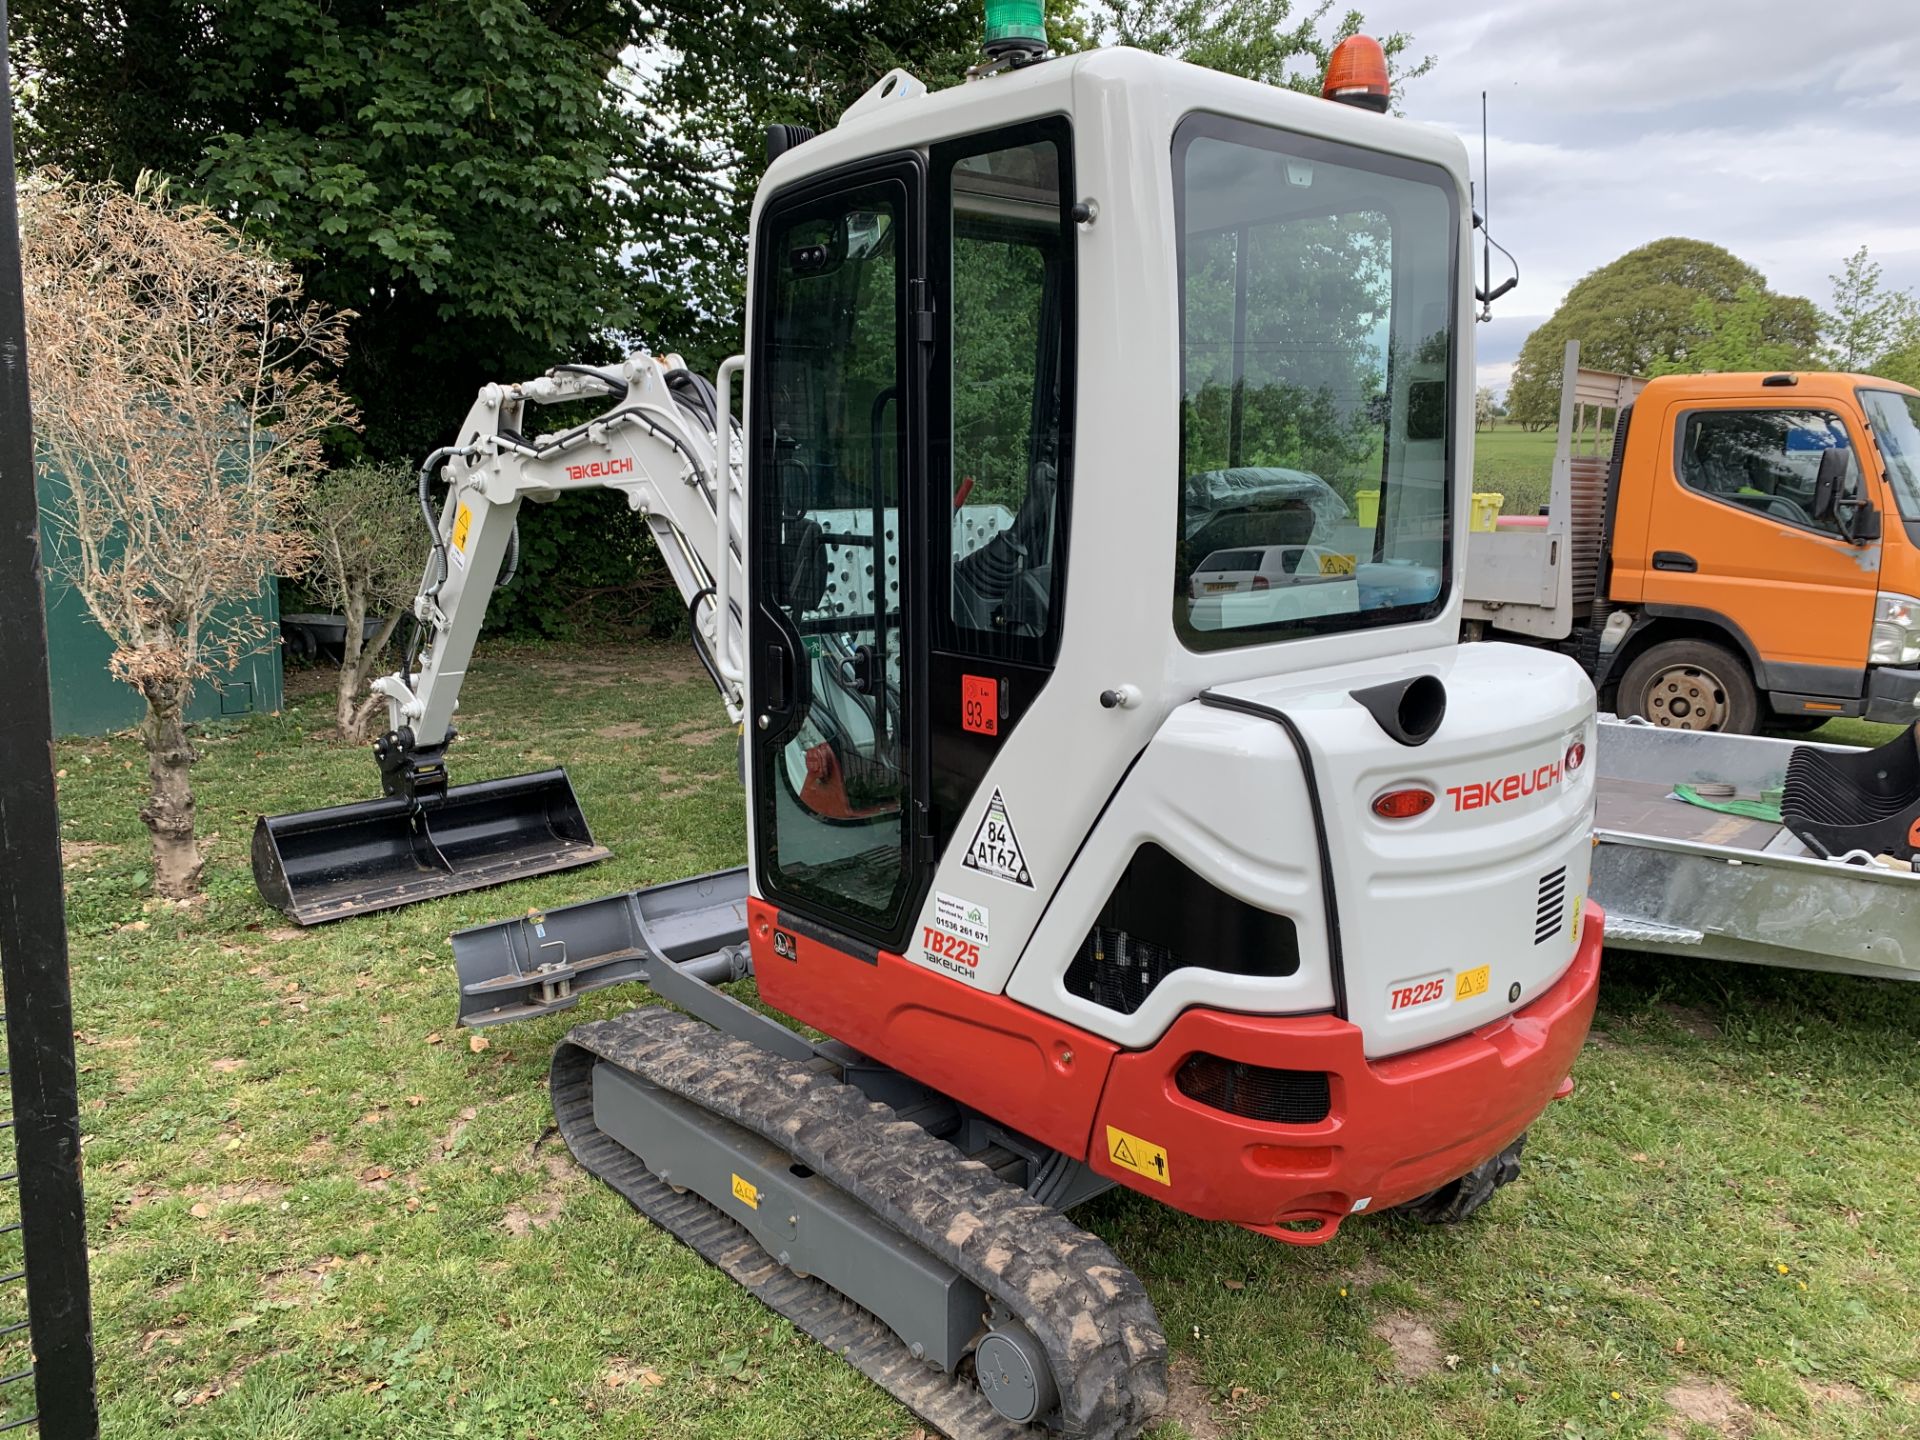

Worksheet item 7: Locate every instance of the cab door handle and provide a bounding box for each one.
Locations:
[1652,551,1698,573]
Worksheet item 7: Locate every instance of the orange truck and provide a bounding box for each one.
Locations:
[1465,341,1920,733]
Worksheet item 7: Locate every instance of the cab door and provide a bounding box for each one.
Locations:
[747,161,928,947]
[1642,401,1879,696]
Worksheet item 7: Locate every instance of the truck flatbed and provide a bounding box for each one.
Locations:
[1592,719,1920,981]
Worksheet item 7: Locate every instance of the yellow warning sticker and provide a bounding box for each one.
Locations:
[730,1173,759,1209]
[1570,894,1584,945]
[1105,1125,1170,1187]
[1321,552,1357,575]
[1455,963,1491,1001]
[450,502,473,555]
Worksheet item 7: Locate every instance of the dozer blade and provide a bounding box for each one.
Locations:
[251,768,611,926]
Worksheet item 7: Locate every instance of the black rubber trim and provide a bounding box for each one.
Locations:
[1195,692,1346,1019]
[777,909,882,967]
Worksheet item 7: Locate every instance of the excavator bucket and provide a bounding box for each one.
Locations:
[251,768,611,926]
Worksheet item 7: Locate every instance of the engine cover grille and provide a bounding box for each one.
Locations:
[1535,865,1567,945]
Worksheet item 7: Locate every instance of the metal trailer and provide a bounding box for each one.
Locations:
[1593,717,1920,980]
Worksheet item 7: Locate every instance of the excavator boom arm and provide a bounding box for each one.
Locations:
[374,353,746,778]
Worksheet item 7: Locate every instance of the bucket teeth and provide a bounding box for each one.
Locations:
[251,768,610,925]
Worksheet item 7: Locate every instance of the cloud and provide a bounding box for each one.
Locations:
[1361,0,1920,391]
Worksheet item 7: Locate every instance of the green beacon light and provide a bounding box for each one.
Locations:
[983,0,1047,62]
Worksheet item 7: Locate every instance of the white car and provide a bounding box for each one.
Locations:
[1187,543,1345,598]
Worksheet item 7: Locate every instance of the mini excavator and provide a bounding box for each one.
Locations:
[269,26,1604,1438]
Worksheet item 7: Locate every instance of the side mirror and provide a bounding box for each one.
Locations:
[1810,447,1849,522]
[1850,503,1882,543]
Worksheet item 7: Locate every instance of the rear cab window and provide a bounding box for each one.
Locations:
[1172,113,1458,650]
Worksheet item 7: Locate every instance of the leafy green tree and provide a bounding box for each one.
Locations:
[1646,284,1817,378]
[1088,0,1431,97]
[14,0,714,640]
[1822,246,1918,372]
[1507,239,1818,428]
[14,0,680,464]
[1821,246,1920,375]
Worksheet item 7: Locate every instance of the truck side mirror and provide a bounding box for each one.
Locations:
[1810,447,1849,522]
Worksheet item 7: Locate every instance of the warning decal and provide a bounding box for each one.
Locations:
[730,1173,759,1209]
[1105,1125,1170,1187]
[448,502,473,566]
[961,787,1032,888]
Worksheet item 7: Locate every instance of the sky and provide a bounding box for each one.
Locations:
[1355,0,1920,395]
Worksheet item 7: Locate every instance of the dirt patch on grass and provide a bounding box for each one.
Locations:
[432,1106,479,1161]
[673,724,734,747]
[602,1356,667,1391]
[60,840,116,868]
[184,1181,291,1215]
[262,1255,343,1305]
[595,722,655,739]
[1160,1358,1225,1440]
[1662,1380,1753,1437]
[502,1152,580,1237]
[1373,1314,1444,1383]
[1798,1378,1868,1409]
[210,1057,246,1073]
[1660,1003,1721,1039]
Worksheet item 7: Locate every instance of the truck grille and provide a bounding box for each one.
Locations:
[1536,865,1567,945]
[1175,1053,1331,1125]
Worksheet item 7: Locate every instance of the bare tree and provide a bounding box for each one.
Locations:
[298,463,420,741]
[22,174,355,898]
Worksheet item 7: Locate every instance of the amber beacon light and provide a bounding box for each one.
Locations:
[1322,34,1392,111]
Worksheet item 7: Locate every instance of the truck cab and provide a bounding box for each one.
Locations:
[1466,346,1920,732]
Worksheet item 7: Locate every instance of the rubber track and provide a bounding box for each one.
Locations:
[551,1007,1167,1440]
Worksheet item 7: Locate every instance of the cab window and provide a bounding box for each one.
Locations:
[1173,114,1457,650]
[933,121,1074,664]
[1675,409,1860,535]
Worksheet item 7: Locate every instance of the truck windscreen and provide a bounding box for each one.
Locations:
[1860,388,1920,528]
[1171,114,1458,651]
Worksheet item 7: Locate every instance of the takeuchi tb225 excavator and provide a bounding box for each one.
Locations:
[269,23,1605,1437]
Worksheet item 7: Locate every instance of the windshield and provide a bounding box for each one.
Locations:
[1172,115,1457,649]
[1860,388,1920,525]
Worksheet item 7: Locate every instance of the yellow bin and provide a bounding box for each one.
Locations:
[1469,492,1505,533]
[1355,489,1380,527]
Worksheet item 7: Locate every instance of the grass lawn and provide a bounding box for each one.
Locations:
[63,640,1920,1439]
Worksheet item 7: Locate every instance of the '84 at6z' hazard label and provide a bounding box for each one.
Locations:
[962,788,1032,888]
[920,892,991,982]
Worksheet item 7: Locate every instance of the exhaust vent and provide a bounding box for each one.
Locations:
[1176,1053,1331,1125]
[1064,844,1298,1014]
[1535,865,1567,945]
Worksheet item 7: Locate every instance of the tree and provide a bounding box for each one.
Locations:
[1647,284,1817,378]
[1474,386,1494,431]
[1088,0,1432,97]
[1507,239,1819,429]
[23,175,354,897]
[298,464,421,740]
[13,0,679,465]
[1822,246,1919,372]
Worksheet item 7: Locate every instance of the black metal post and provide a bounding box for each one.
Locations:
[0,5,100,1434]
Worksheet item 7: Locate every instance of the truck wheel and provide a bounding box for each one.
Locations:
[1392,1135,1525,1224]
[1619,639,1758,734]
